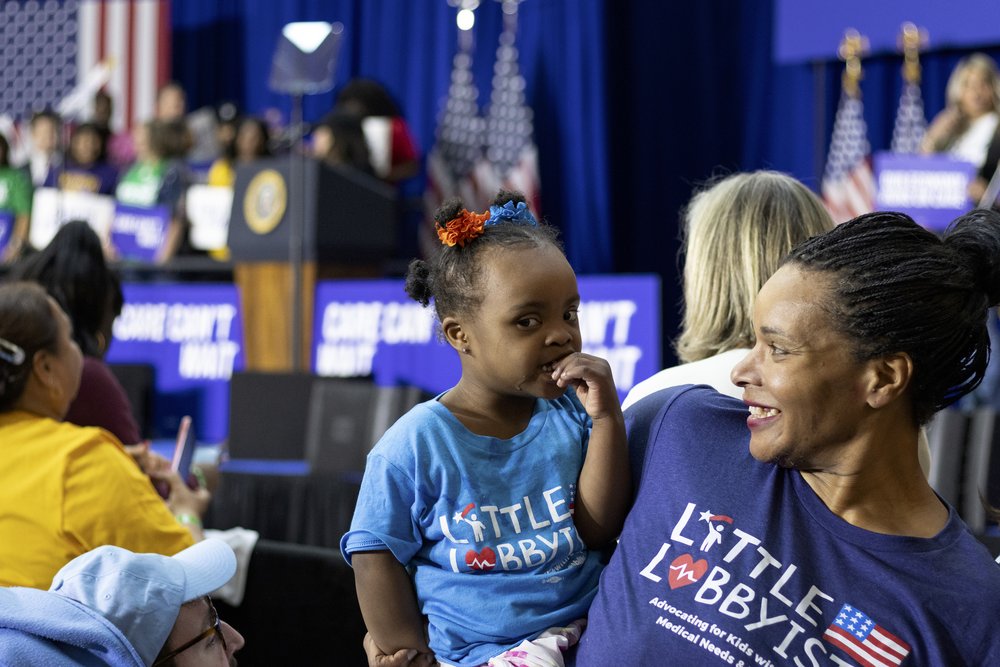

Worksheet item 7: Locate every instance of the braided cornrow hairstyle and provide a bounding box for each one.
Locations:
[405,191,560,319]
[782,209,1000,424]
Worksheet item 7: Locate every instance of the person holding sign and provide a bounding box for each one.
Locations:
[0,282,208,589]
[0,133,32,263]
[57,122,118,196]
[343,191,629,666]
[115,119,192,263]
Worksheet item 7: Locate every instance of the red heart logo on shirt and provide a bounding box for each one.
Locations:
[465,547,496,571]
[667,553,708,589]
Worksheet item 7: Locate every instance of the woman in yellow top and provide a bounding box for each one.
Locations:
[0,282,207,589]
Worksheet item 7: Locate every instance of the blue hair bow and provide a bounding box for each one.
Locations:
[487,200,538,227]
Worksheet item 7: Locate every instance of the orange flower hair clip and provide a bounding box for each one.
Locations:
[437,209,492,247]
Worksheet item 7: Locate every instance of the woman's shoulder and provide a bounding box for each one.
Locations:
[622,349,747,409]
[1,411,123,457]
[626,383,743,431]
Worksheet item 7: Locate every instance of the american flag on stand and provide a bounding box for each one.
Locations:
[422,39,487,257]
[823,603,912,667]
[482,1,540,215]
[422,0,541,256]
[0,0,170,155]
[890,82,926,154]
[822,92,876,223]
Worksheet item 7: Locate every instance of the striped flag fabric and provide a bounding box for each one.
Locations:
[0,0,170,134]
[823,603,912,667]
[482,6,540,215]
[422,3,542,257]
[822,92,876,223]
[421,45,487,257]
[890,81,927,154]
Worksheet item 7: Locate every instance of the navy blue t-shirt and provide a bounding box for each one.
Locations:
[575,385,1000,666]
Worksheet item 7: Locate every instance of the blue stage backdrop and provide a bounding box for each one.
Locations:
[105,276,658,444]
[172,1,1000,367]
[312,275,661,402]
[775,0,1000,64]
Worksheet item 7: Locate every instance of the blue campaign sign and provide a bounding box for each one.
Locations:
[874,152,976,232]
[107,283,245,443]
[312,275,661,401]
[0,211,12,256]
[111,204,170,262]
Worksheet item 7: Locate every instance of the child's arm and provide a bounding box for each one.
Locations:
[353,551,433,658]
[553,352,630,549]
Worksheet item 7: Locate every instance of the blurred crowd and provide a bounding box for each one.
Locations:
[0,77,419,265]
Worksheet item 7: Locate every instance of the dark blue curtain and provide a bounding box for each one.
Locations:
[172,0,611,273]
[171,0,1000,365]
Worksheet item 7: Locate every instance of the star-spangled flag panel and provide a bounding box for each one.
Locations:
[0,0,169,133]
[421,47,489,257]
[422,5,542,257]
[891,82,927,155]
[484,24,540,216]
[821,92,876,224]
[822,603,912,667]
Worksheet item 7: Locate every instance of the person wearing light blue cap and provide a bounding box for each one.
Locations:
[0,538,244,666]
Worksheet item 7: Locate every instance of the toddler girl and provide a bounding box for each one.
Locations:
[342,191,629,666]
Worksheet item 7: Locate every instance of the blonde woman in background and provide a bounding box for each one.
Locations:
[623,170,833,408]
[921,53,1000,172]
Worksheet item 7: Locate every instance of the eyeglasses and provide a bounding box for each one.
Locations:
[153,597,229,666]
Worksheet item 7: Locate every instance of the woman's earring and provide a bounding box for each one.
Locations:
[462,346,470,354]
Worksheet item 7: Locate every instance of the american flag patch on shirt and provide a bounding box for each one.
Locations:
[823,603,911,667]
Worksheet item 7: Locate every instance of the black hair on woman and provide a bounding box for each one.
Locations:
[8,221,116,358]
[782,208,1000,424]
[405,191,561,319]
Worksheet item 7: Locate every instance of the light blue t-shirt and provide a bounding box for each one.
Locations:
[342,393,603,666]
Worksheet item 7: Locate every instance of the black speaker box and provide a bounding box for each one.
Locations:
[305,378,427,476]
[227,371,315,460]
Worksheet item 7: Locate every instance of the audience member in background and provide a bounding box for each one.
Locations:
[116,120,193,263]
[205,104,241,187]
[24,109,63,188]
[93,88,137,169]
[574,209,1000,665]
[333,78,419,183]
[346,191,628,667]
[0,538,244,666]
[624,171,833,408]
[206,116,272,188]
[9,221,142,447]
[0,281,208,589]
[0,132,33,263]
[922,53,1000,202]
[156,81,188,123]
[57,122,118,195]
[311,112,376,177]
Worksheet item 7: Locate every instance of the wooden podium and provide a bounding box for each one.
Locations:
[229,158,397,371]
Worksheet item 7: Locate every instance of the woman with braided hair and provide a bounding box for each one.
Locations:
[574,209,1000,665]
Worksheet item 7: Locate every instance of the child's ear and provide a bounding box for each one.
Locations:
[441,316,467,353]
